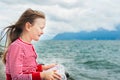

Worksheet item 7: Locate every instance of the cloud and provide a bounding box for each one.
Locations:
[0,0,120,39]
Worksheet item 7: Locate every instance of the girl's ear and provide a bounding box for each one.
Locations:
[25,22,32,31]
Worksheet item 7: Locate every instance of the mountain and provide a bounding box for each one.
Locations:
[53,27,120,40]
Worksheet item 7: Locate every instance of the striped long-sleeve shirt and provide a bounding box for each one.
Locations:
[6,38,42,80]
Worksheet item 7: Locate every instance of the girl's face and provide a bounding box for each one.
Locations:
[29,18,46,41]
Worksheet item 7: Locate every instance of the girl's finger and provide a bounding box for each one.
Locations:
[54,72,61,77]
[53,70,57,72]
[53,73,61,80]
[50,76,55,80]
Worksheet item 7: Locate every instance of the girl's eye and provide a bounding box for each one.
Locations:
[40,27,44,29]
[39,27,42,29]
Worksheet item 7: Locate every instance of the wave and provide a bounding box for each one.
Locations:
[83,60,120,69]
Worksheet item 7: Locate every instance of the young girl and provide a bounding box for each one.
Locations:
[0,8,62,80]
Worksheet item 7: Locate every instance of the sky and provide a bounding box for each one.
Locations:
[0,0,120,40]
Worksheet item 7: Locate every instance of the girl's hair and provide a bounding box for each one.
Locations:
[0,8,45,64]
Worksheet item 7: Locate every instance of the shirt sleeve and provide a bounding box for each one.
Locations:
[36,64,43,72]
[7,44,41,80]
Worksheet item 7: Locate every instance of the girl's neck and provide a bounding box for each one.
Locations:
[20,35,32,44]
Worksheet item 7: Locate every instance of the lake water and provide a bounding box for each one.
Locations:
[34,40,120,80]
[1,40,120,80]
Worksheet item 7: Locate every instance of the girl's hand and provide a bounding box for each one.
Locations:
[42,63,57,70]
[41,70,61,80]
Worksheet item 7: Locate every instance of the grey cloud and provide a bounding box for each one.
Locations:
[1,0,120,39]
